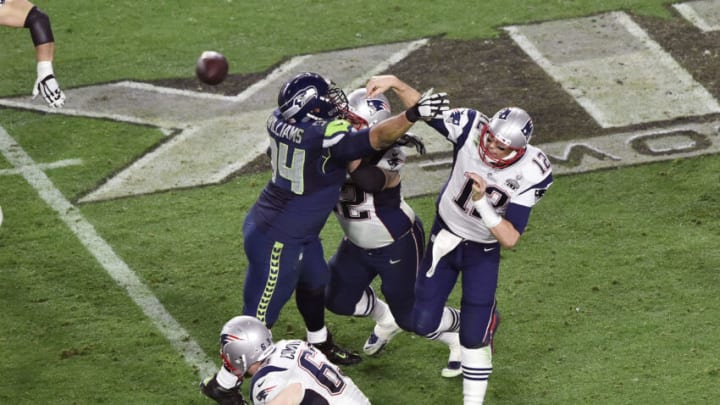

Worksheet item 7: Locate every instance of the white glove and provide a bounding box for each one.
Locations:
[405,88,449,122]
[33,61,66,108]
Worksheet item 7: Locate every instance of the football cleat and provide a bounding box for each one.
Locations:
[441,335,463,379]
[441,360,462,378]
[363,323,402,356]
[313,333,362,366]
[200,374,247,405]
[441,310,500,378]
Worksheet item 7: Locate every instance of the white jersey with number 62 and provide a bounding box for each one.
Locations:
[249,339,370,405]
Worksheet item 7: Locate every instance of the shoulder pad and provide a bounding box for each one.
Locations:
[325,119,352,137]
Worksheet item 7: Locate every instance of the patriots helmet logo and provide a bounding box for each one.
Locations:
[366,98,390,115]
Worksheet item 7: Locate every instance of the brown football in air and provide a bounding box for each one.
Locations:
[196,51,229,85]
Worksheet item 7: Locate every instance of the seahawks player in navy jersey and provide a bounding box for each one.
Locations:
[366,75,553,405]
[199,73,449,404]
[1,0,65,107]
[324,88,426,356]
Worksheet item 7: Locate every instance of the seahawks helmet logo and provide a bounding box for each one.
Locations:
[292,86,318,109]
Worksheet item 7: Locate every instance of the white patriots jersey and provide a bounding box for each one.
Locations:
[334,147,415,249]
[336,192,415,249]
[250,339,370,405]
[436,108,553,243]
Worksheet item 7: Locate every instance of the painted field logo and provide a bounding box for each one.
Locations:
[1,6,719,201]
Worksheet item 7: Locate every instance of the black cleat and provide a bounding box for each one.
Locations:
[200,374,247,405]
[313,333,362,366]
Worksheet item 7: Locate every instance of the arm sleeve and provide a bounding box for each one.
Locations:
[24,6,55,46]
[349,165,387,193]
[504,203,531,234]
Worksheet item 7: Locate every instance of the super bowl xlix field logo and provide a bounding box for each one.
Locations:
[1,5,719,202]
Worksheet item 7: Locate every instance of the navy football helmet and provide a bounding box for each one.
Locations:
[277,72,348,122]
[478,107,534,168]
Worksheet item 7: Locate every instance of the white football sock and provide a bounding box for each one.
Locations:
[353,287,374,317]
[370,299,394,326]
[437,331,461,362]
[462,345,493,405]
[306,326,328,344]
[438,306,461,333]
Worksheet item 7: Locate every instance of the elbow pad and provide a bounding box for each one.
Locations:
[24,7,55,46]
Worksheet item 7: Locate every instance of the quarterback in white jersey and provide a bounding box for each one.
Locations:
[436,107,552,244]
[365,75,552,405]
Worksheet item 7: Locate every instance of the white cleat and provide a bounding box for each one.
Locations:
[363,323,402,356]
[441,361,462,378]
[441,338,462,378]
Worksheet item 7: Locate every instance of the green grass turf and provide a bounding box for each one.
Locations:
[3,0,719,404]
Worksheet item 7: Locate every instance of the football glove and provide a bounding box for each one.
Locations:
[33,74,65,108]
[200,374,248,405]
[395,133,426,155]
[405,88,449,122]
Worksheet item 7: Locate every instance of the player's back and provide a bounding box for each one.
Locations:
[250,339,371,405]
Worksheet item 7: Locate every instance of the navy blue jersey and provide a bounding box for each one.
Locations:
[249,110,376,244]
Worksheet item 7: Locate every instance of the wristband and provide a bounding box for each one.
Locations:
[37,61,53,78]
[473,196,502,228]
[217,364,241,389]
[405,107,420,123]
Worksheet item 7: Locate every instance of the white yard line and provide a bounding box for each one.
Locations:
[0,158,83,176]
[0,125,216,378]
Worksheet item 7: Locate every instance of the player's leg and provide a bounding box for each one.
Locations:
[458,243,501,404]
[380,218,424,331]
[363,219,425,354]
[296,238,330,332]
[413,220,463,375]
[298,238,362,366]
[324,238,393,355]
[241,222,302,328]
[326,238,376,316]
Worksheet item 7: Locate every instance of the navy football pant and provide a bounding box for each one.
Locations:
[413,218,500,348]
[326,219,424,332]
[242,216,329,328]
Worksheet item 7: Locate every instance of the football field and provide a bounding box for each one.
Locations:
[1,1,719,404]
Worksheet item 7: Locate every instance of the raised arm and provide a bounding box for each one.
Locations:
[0,0,65,107]
[366,74,423,108]
[368,85,449,150]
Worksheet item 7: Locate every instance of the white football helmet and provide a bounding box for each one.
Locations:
[219,316,274,376]
[346,88,392,129]
[478,107,534,168]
